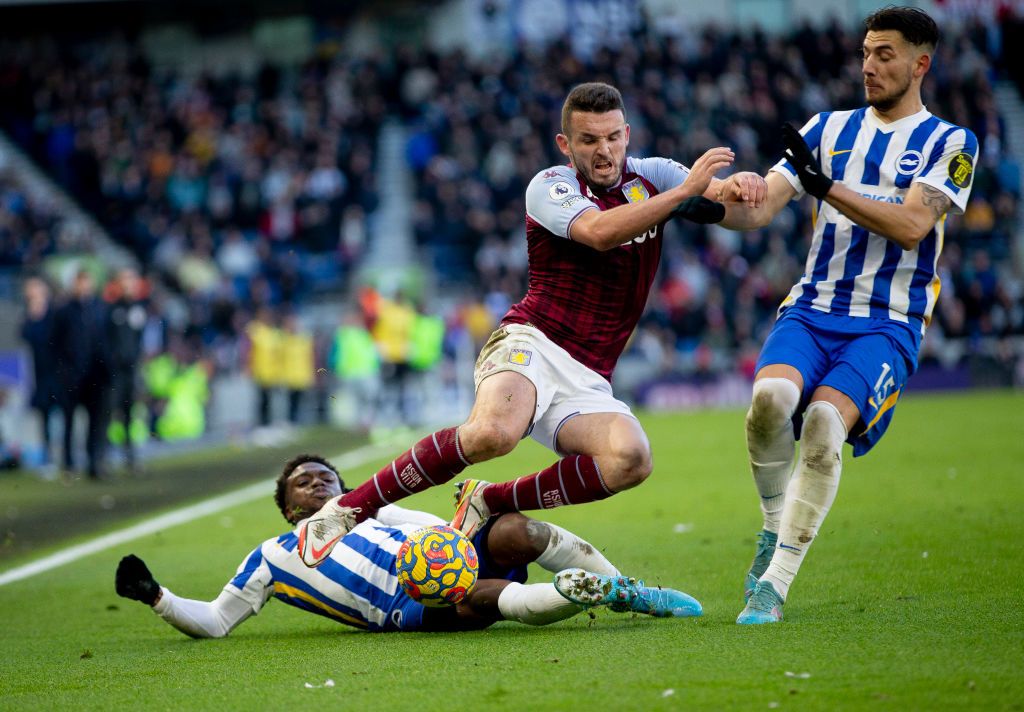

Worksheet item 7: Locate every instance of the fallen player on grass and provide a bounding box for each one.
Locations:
[115,453,701,635]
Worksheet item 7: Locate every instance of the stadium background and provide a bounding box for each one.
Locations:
[0,1,1022,708]
[1,0,1020,472]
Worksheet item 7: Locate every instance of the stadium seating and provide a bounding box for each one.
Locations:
[1,11,1020,415]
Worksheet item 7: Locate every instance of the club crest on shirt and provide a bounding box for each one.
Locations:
[948,153,973,188]
[508,349,532,366]
[549,182,573,200]
[894,150,923,176]
[621,178,649,203]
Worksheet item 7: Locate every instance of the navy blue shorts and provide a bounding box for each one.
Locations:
[757,307,921,456]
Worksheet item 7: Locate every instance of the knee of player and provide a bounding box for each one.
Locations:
[800,402,846,474]
[462,420,520,459]
[747,379,800,435]
[487,513,545,563]
[607,441,652,488]
[523,518,552,557]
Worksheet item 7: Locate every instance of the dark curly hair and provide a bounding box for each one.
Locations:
[274,453,348,524]
[865,6,938,50]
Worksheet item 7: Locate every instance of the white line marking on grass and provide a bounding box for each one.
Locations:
[0,441,400,587]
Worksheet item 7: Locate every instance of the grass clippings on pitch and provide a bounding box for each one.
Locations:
[0,391,1021,710]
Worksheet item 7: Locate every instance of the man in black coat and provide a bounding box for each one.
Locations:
[52,268,112,479]
[19,276,59,468]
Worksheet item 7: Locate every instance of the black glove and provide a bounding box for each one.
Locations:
[670,196,726,225]
[115,554,161,605]
[782,123,833,200]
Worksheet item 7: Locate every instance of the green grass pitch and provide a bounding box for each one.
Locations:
[1,390,1021,710]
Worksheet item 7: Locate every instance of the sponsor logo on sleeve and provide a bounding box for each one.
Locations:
[948,153,973,188]
[543,170,559,179]
[621,178,649,203]
[560,195,586,209]
[508,349,532,366]
[894,150,923,176]
[549,182,573,200]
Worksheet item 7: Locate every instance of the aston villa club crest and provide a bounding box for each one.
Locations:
[621,178,649,203]
[508,349,532,366]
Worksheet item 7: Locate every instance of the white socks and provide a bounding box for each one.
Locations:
[762,400,846,600]
[497,582,581,625]
[534,523,620,577]
[746,378,801,532]
[496,522,621,626]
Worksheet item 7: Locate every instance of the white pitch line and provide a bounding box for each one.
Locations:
[0,440,401,588]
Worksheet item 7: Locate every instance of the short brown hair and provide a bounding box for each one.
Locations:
[274,453,346,524]
[561,82,626,136]
[865,6,938,50]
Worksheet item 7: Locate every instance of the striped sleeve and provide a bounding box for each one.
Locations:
[225,541,274,613]
[913,125,978,214]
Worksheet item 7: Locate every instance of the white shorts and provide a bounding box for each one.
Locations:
[473,323,635,453]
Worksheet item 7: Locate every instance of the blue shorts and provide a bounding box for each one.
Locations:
[756,307,921,456]
[394,516,530,632]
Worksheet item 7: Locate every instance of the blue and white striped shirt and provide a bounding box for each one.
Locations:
[225,511,443,632]
[773,107,978,332]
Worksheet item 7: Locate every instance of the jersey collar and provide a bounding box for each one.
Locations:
[864,105,932,132]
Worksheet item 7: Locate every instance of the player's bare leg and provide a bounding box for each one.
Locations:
[554,412,653,492]
[455,412,650,536]
[457,370,537,462]
[743,365,803,601]
[739,386,859,624]
[485,513,620,577]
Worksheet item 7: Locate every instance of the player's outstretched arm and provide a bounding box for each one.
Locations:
[716,171,795,230]
[779,122,952,249]
[823,181,951,250]
[570,147,734,250]
[115,554,253,638]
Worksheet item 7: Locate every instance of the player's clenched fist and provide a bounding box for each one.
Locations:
[717,171,768,209]
[116,554,162,606]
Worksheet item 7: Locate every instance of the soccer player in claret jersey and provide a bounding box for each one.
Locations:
[294,82,767,566]
[719,7,977,624]
[115,455,701,636]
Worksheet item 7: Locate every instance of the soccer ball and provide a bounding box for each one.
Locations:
[396,525,479,607]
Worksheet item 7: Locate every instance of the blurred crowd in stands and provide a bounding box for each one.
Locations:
[398,15,1023,382]
[0,7,1022,467]
[1,38,386,305]
[14,263,450,476]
